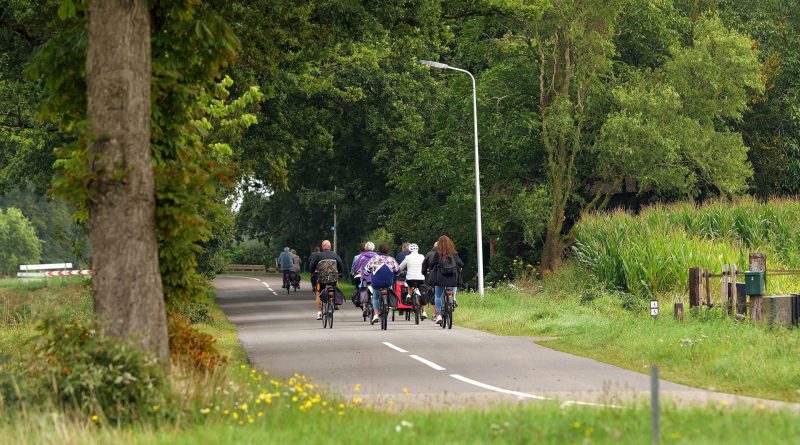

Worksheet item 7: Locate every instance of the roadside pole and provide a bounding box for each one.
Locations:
[651,366,660,444]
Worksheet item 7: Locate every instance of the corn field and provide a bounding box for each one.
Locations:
[573,198,800,297]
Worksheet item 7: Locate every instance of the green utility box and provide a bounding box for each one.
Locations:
[744,271,765,296]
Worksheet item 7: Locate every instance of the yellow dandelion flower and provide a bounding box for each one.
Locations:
[240,403,249,411]
[338,411,344,416]
[338,403,345,409]
[292,396,298,402]
[240,365,247,369]
[91,415,99,422]
[223,409,229,415]
[322,401,328,407]
[354,384,362,393]
[573,422,581,429]
[719,399,728,407]
[232,412,239,420]
[352,397,362,404]
[151,405,159,411]
[402,387,410,396]
[257,412,264,417]
[757,403,766,410]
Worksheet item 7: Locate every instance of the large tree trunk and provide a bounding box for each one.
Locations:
[87,0,168,362]
[541,206,564,271]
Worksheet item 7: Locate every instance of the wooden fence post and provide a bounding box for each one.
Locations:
[689,267,701,308]
[749,253,766,323]
[704,268,711,306]
[731,264,738,316]
[721,265,729,313]
[674,303,684,320]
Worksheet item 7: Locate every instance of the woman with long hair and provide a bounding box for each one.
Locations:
[428,235,463,324]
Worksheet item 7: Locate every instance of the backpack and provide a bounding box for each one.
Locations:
[439,255,457,276]
[351,288,362,307]
[316,259,339,284]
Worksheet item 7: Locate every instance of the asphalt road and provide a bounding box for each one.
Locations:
[215,274,796,410]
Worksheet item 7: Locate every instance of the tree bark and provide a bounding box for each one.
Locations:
[87,0,168,362]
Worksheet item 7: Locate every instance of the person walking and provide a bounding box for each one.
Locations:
[427,236,463,325]
[278,247,294,289]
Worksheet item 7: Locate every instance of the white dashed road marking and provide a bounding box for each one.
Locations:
[382,342,620,409]
[409,354,446,371]
[382,342,408,353]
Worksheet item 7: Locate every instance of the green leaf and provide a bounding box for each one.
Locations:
[57,0,76,20]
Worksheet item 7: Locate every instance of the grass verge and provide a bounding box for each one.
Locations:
[3,273,800,444]
[458,264,800,402]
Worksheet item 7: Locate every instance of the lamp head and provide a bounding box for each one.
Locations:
[420,60,449,69]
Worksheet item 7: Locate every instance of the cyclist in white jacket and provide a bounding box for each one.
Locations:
[398,243,428,320]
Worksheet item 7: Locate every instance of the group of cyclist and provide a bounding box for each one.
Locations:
[309,235,464,324]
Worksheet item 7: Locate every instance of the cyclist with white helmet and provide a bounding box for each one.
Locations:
[398,243,427,320]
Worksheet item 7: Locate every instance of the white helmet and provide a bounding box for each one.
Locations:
[408,243,419,252]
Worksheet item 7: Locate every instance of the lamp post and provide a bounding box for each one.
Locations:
[420,60,484,297]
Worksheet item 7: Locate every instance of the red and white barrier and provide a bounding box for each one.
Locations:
[45,270,93,277]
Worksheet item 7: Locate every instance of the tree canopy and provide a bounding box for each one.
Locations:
[1,0,793,287]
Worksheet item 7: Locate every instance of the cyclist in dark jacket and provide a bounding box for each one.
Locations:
[421,241,438,284]
[309,240,344,320]
[428,235,463,325]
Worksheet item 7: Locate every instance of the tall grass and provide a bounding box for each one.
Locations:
[574,198,800,297]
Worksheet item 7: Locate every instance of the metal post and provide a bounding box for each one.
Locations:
[333,199,337,253]
[651,366,660,445]
[419,60,484,298]
[467,71,485,298]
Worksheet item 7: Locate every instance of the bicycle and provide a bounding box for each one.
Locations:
[362,287,374,322]
[378,287,390,330]
[282,270,292,293]
[322,284,335,329]
[440,288,454,330]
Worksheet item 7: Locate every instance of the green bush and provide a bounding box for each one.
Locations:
[23,315,167,422]
[231,239,269,265]
[172,299,211,324]
[0,208,42,276]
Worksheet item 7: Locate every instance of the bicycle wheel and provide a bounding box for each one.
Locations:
[380,294,388,330]
[322,300,329,328]
[413,294,420,325]
[447,301,453,329]
[328,300,334,329]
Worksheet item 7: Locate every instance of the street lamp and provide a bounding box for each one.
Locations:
[420,59,485,298]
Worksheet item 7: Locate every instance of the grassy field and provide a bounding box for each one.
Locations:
[458,265,800,403]
[3,273,800,444]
